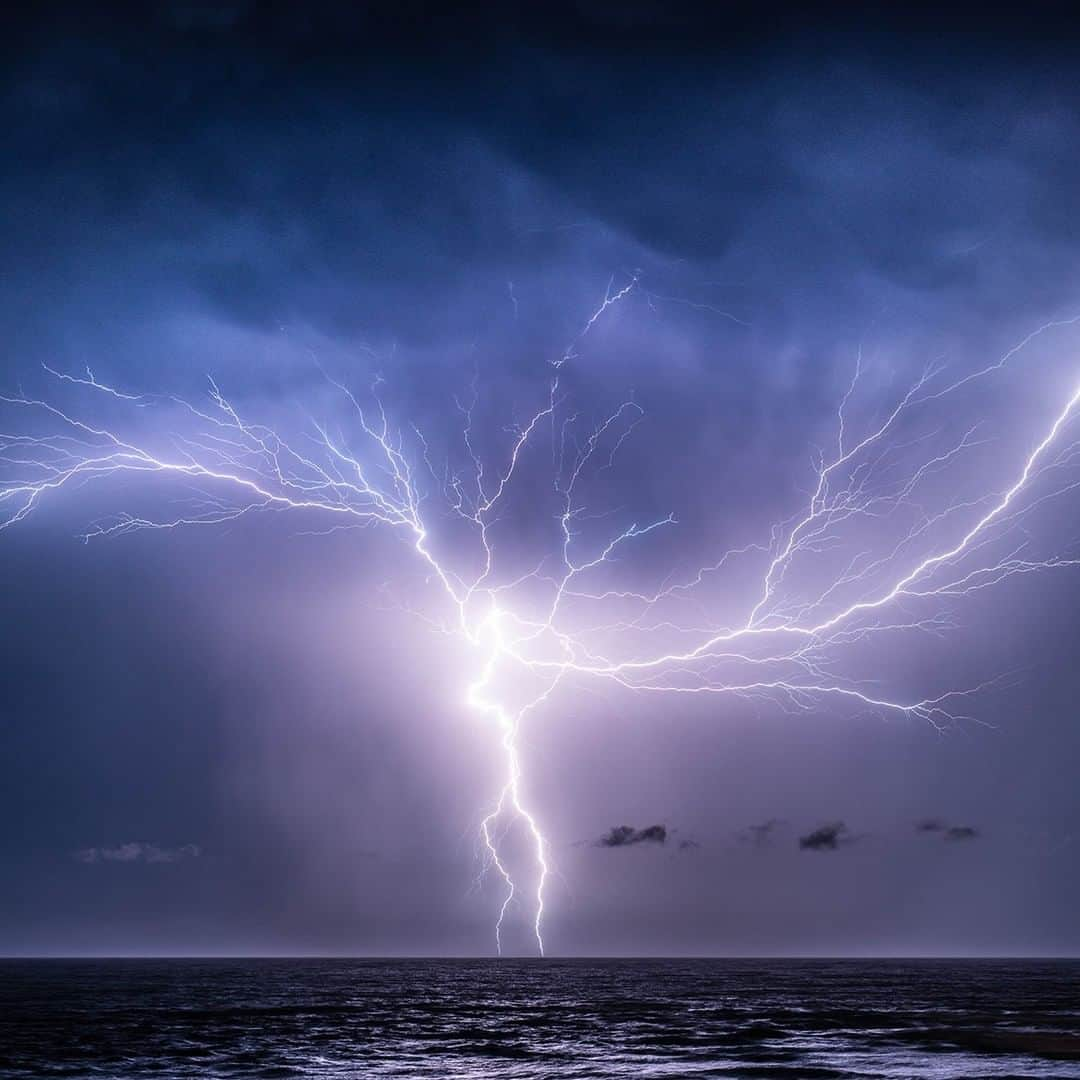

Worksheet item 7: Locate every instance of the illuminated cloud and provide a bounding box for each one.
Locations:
[3,5,1080,961]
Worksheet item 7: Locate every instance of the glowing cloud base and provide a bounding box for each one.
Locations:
[3,288,1080,955]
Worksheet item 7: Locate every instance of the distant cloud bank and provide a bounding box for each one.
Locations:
[74,842,201,864]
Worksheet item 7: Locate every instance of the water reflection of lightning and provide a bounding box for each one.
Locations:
[3,291,1080,955]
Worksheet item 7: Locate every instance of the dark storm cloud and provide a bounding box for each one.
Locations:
[798,822,858,852]
[597,825,668,848]
[74,842,200,864]
[8,0,1080,363]
[3,2,1080,958]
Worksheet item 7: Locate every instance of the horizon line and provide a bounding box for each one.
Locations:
[4,953,1079,962]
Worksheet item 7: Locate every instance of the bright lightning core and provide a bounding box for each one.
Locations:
[3,286,1080,956]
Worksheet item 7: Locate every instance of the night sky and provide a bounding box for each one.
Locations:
[3,3,1080,957]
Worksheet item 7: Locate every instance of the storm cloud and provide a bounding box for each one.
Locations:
[1,3,1080,958]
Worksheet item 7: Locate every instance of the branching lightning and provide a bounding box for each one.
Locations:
[3,286,1080,955]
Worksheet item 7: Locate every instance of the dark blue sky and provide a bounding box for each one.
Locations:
[2,3,1080,956]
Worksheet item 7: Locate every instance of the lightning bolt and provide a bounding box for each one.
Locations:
[3,289,1080,954]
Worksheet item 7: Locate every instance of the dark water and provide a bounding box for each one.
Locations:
[1,959,1078,1079]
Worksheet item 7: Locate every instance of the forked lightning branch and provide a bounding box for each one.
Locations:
[3,284,1080,954]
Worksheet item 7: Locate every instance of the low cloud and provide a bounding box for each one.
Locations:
[944,825,979,842]
[74,842,201,865]
[596,824,668,848]
[798,822,857,851]
[915,820,980,842]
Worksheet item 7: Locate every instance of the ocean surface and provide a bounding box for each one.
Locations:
[1,959,1078,1079]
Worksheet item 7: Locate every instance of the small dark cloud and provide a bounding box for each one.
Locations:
[798,822,856,852]
[915,819,980,842]
[74,842,201,865]
[678,838,700,851]
[945,825,980,842]
[596,824,668,848]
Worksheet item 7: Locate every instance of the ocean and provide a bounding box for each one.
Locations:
[1,958,1077,1078]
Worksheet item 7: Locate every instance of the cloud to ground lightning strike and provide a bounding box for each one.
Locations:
[3,284,1080,955]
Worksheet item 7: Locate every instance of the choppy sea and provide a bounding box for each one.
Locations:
[1,958,1078,1078]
